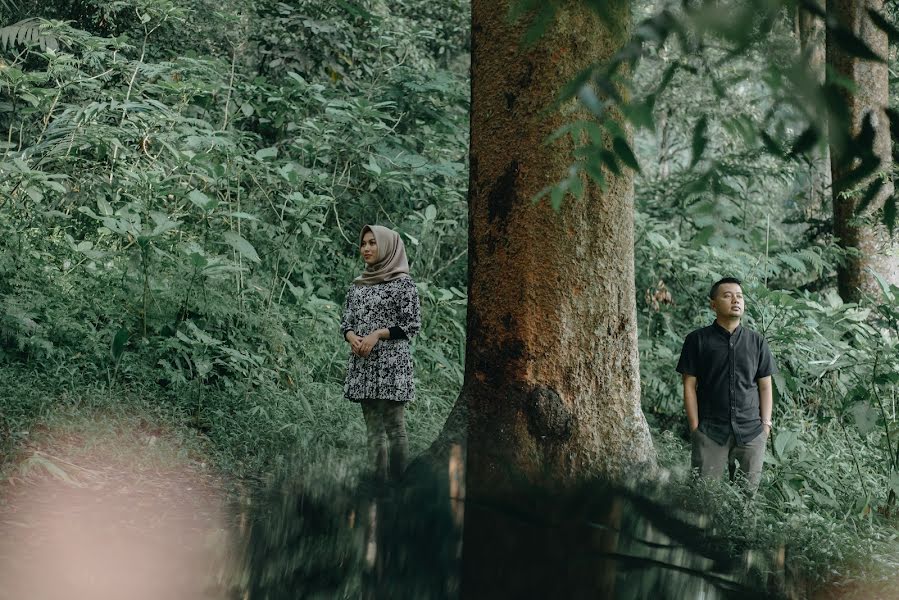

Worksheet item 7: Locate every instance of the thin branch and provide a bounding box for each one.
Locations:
[429,248,468,280]
[220,43,240,131]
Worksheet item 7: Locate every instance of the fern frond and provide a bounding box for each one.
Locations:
[0,18,59,52]
[777,252,806,273]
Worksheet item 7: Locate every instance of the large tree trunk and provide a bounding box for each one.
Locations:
[456,4,658,594]
[458,1,655,594]
[464,0,654,495]
[827,0,898,302]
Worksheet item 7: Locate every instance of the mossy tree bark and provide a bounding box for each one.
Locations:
[827,0,898,302]
[458,2,655,593]
[462,0,654,496]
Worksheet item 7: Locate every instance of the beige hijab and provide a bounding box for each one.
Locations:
[353,225,410,286]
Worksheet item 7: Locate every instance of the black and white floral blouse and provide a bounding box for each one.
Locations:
[340,276,421,402]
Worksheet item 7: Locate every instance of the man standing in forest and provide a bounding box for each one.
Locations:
[676,277,777,494]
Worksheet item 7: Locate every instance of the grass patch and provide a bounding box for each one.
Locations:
[0,360,458,483]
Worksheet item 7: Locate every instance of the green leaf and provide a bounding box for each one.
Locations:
[598,150,621,175]
[585,160,606,191]
[97,198,113,216]
[223,231,261,263]
[45,180,66,193]
[364,155,381,175]
[692,225,715,247]
[149,214,181,237]
[850,400,879,435]
[188,189,219,212]
[875,371,899,385]
[424,204,437,220]
[550,184,565,211]
[868,268,896,302]
[334,0,376,21]
[623,101,655,131]
[255,146,279,161]
[188,252,208,269]
[780,254,805,272]
[520,2,556,47]
[577,85,604,117]
[601,118,626,140]
[612,137,641,172]
[19,91,39,107]
[546,122,582,145]
[568,171,584,200]
[97,217,121,235]
[774,430,799,458]
[287,72,308,86]
[690,116,708,168]
[25,187,43,202]
[111,326,129,363]
[558,66,596,103]
[890,472,899,496]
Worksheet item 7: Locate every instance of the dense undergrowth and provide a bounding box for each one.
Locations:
[1,0,898,592]
[0,0,468,474]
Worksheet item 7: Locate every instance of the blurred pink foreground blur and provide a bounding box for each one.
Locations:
[0,429,230,600]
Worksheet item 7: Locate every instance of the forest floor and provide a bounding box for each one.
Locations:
[0,410,235,600]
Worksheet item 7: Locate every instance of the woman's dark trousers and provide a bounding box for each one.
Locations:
[361,399,408,482]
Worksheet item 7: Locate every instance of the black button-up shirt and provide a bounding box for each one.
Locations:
[676,321,777,445]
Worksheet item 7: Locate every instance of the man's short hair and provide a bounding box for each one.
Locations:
[709,277,742,299]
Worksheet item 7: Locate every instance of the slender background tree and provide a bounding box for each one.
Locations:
[827,0,898,301]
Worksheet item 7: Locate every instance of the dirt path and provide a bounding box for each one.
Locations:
[0,418,234,600]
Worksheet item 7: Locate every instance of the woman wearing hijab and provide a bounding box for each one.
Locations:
[340,225,421,482]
